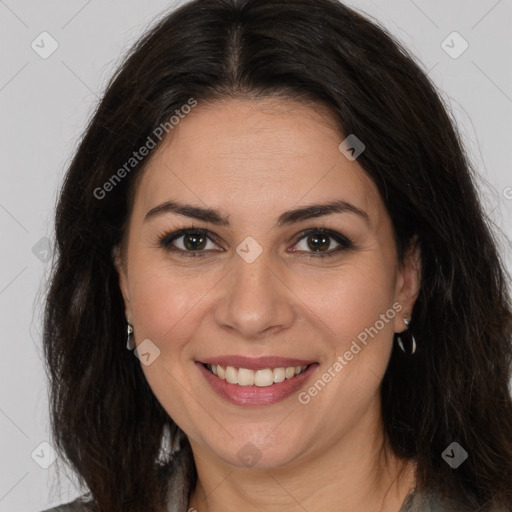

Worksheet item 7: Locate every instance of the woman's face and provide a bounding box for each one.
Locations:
[116,97,420,470]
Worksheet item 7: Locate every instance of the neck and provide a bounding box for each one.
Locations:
[187,402,416,512]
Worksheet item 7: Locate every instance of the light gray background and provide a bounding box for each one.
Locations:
[0,1,511,510]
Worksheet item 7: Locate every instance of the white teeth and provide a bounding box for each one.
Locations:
[238,368,255,386]
[225,366,238,384]
[285,367,295,379]
[273,367,286,383]
[254,369,274,387]
[206,364,308,387]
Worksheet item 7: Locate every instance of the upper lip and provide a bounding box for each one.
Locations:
[198,356,316,370]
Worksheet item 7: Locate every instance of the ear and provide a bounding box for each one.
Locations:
[393,236,421,333]
[112,245,132,323]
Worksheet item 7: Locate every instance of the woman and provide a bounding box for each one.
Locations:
[41,0,512,511]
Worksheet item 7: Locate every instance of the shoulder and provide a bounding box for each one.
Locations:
[399,485,467,512]
[40,496,95,512]
[401,485,507,512]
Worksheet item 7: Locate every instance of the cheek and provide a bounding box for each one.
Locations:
[127,259,209,423]
[295,257,397,347]
[297,261,398,417]
[127,254,210,349]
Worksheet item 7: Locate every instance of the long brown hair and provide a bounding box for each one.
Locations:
[43,0,512,510]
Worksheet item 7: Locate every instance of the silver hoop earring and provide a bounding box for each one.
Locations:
[126,323,136,350]
[396,316,417,355]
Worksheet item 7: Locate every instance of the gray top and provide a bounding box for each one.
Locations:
[40,450,477,512]
[40,486,479,512]
[40,490,473,512]
[40,488,478,512]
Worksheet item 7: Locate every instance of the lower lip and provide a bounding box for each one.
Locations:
[196,362,319,406]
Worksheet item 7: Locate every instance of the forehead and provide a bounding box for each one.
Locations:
[132,97,382,226]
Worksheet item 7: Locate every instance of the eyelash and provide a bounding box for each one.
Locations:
[157,226,354,259]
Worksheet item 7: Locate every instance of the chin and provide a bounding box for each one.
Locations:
[204,431,309,471]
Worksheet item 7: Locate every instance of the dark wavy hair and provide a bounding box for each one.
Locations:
[43,0,512,510]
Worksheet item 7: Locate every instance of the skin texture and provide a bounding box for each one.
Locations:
[115,98,421,512]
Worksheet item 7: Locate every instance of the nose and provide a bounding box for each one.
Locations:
[213,252,296,340]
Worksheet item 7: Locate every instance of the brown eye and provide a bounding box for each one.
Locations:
[182,233,208,251]
[291,228,353,257]
[160,228,219,257]
[305,233,331,252]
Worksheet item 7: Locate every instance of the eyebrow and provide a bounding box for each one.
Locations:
[144,199,370,227]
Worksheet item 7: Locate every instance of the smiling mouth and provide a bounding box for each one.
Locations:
[203,363,310,387]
